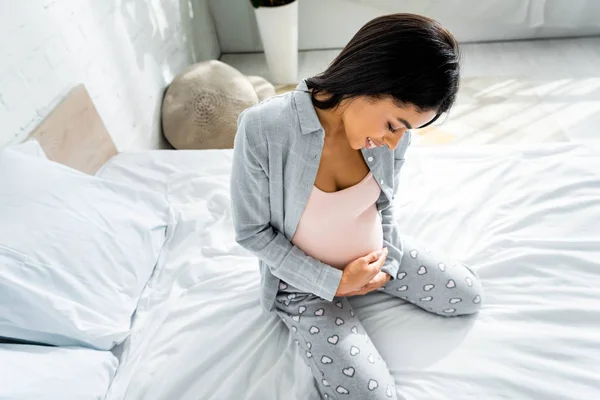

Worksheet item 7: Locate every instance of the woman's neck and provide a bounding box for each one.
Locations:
[312,92,346,139]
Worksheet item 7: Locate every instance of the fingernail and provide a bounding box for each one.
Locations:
[383,247,388,253]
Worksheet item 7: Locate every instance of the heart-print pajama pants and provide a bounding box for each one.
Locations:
[274,236,483,400]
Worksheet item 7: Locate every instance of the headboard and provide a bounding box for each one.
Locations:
[28,84,118,174]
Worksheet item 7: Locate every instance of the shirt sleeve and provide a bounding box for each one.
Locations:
[380,131,412,280]
[230,109,343,301]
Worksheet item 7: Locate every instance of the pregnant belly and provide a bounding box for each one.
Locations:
[291,208,384,269]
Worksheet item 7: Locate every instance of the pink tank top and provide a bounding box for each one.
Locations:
[291,172,383,269]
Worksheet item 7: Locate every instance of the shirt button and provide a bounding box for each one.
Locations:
[368,157,374,162]
[380,179,384,185]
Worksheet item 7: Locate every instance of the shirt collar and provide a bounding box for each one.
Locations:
[292,80,323,135]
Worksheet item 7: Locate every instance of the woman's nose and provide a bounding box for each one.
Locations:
[385,133,402,150]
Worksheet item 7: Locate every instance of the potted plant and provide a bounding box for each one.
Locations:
[250,0,298,84]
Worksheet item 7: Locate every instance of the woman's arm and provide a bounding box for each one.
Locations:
[379,132,412,281]
[230,110,343,301]
[380,193,403,280]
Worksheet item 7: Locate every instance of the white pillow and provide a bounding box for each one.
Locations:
[0,344,118,400]
[0,149,172,350]
[7,139,47,158]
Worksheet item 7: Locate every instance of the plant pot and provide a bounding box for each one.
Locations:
[253,1,298,84]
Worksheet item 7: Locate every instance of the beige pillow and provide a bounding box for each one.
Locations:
[162,60,275,149]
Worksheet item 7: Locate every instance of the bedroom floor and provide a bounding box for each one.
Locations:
[222,37,600,146]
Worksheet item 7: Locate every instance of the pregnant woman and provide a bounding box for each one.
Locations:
[231,13,483,400]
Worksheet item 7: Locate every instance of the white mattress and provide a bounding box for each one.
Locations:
[98,144,600,400]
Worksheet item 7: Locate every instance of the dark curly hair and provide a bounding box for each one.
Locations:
[306,13,460,128]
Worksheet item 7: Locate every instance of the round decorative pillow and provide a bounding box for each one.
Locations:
[162,60,273,149]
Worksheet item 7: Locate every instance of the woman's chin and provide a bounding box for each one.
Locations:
[350,140,364,151]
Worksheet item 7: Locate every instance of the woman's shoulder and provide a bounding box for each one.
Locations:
[238,91,296,127]
[237,92,297,140]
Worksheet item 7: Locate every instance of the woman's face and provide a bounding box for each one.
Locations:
[340,96,438,151]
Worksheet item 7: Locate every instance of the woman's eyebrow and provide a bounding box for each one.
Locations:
[396,117,413,129]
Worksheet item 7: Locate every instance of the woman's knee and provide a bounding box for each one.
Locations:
[314,346,397,399]
[447,264,483,316]
[427,263,483,317]
[456,280,483,316]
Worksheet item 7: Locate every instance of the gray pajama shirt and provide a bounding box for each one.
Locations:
[230,80,484,399]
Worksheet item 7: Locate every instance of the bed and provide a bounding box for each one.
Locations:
[5,85,600,399]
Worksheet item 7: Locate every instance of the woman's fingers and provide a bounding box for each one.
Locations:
[362,249,385,264]
[339,248,390,296]
[369,247,388,267]
[342,288,367,296]
[350,272,390,295]
[365,248,388,279]
[350,249,387,284]
[364,271,390,290]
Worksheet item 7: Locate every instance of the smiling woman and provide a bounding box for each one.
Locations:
[306,13,460,145]
[230,13,479,400]
[320,96,438,151]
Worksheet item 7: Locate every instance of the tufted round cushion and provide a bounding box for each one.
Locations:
[162,60,269,150]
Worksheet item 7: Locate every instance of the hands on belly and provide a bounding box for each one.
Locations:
[334,248,390,297]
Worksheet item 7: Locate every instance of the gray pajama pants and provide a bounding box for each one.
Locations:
[274,236,483,400]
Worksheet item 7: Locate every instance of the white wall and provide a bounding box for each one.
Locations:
[0,0,221,150]
[211,0,600,53]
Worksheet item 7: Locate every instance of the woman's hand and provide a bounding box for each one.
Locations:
[335,248,388,297]
[343,271,391,296]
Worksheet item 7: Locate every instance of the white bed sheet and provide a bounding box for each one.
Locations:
[98,144,600,400]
